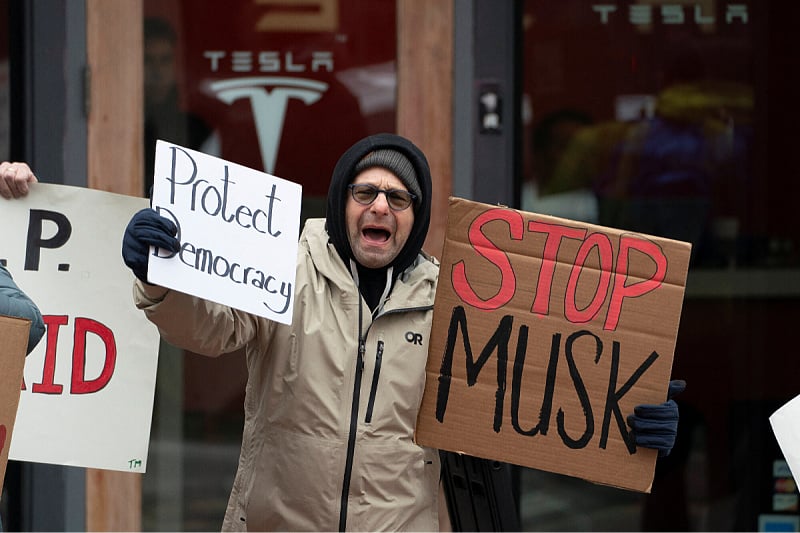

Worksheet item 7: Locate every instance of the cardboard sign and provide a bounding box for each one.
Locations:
[148,140,302,324]
[416,197,691,493]
[0,316,30,492]
[0,183,160,472]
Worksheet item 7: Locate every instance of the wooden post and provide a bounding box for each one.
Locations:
[397,0,454,260]
[397,2,454,528]
[86,0,144,196]
[85,0,143,530]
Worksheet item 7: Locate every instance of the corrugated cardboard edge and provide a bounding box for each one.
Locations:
[0,315,31,494]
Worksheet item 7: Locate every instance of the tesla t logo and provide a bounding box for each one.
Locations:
[208,77,329,173]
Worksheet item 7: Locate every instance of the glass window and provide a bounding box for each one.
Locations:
[521,0,754,263]
[141,1,397,529]
[520,1,800,531]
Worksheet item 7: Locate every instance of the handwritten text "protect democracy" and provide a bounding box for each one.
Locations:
[154,146,292,314]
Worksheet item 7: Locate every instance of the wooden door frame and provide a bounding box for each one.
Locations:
[397,0,453,259]
[85,0,143,529]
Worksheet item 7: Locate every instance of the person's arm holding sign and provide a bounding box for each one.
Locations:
[124,139,302,360]
[0,160,43,533]
[628,378,686,457]
[0,161,37,199]
[0,264,44,355]
[122,208,264,357]
[0,161,45,353]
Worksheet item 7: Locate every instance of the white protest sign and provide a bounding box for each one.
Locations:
[0,183,160,472]
[149,140,302,324]
[770,393,800,484]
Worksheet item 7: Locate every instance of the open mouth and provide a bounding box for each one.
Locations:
[362,227,391,243]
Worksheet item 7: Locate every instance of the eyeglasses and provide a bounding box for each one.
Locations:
[347,183,417,211]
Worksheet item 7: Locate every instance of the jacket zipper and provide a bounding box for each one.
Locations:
[365,340,384,423]
[338,302,433,531]
[339,339,365,532]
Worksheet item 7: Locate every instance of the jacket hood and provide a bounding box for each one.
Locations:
[325,133,432,276]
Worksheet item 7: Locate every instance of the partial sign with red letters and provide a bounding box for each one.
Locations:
[0,184,160,473]
[416,197,691,493]
[0,316,30,492]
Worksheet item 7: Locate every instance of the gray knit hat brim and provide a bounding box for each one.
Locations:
[353,149,422,204]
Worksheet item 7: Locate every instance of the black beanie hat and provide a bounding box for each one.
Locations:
[325,133,432,276]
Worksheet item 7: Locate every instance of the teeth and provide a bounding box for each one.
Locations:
[363,228,390,242]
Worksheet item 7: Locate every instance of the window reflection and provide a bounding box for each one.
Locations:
[521,1,758,271]
[517,2,800,532]
[144,17,218,197]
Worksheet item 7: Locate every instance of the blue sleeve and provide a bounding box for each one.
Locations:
[0,263,45,354]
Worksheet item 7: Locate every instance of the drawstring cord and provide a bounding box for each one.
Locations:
[349,259,394,318]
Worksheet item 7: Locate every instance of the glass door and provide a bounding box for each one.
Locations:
[518,1,800,531]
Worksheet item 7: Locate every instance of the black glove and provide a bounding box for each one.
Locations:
[627,379,686,457]
[122,208,180,283]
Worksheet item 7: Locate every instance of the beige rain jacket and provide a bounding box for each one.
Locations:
[134,218,441,531]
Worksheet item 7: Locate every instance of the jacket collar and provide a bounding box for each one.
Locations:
[302,218,438,312]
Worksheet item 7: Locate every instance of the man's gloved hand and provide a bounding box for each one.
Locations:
[627,379,686,457]
[122,209,180,283]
